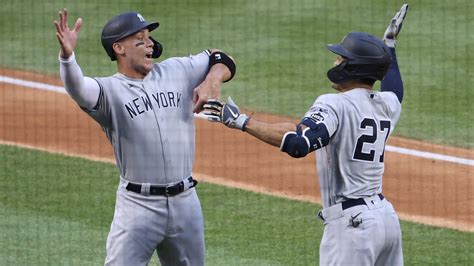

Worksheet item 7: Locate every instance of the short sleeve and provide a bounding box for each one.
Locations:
[303,94,340,137]
[185,50,211,82]
[82,77,112,128]
[381,91,402,126]
[163,50,210,90]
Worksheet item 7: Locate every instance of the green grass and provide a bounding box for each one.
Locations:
[0,0,473,148]
[1,145,473,265]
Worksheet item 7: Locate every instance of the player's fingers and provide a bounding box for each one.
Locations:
[203,109,221,117]
[73,18,83,33]
[55,32,65,46]
[394,11,402,23]
[395,4,409,32]
[55,32,62,42]
[58,11,65,31]
[203,103,222,112]
[401,4,409,15]
[396,4,409,23]
[192,90,203,113]
[63,8,71,31]
[62,9,67,26]
[63,8,68,23]
[393,10,400,20]
[206,115,221,123]
[206,99,224,106]
[203,111,219,117]
[54,20,62,35]
[401,7,408,22]
[193,100,205,113]
[55,23,65,39]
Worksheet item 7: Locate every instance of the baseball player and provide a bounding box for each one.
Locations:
[204,4,409,266]
[54,8,236,265]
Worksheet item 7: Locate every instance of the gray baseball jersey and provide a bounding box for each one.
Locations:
[304,88,401,208]
[79,50,211,265]
[85,50,211,184]
[306,88,403,265]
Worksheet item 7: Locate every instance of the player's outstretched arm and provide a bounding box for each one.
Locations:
[246,119,295,147]
[203,97,294,147]
[54,8,100,109]
[204,97,330,158]
[381,4,409,103]
[204,97,331,158]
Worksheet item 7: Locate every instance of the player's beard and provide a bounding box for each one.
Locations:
[129,56,153,78]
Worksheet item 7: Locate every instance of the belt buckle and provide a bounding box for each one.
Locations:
[165,185,172,197]
[165,182,182,197]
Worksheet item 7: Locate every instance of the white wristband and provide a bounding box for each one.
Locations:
[58,52,75,63]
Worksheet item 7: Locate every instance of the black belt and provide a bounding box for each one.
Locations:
[341,194,384,210]
[126,177,197,196]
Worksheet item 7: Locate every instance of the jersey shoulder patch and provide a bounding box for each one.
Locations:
[307,107,330,123]
[307,93,340,123]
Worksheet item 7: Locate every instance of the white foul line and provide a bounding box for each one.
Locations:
[1,75,473,167]
[0,75,66,94]
[386,145,474,166]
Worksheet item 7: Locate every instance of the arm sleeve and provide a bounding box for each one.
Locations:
[59,52,101,109]
[381,47,404,103]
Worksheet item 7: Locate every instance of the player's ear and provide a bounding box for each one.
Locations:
[112,42,125,58]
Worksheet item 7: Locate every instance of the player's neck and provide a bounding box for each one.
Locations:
[117,68,146,80]
[332,81,373,92]
[117,61,148,80]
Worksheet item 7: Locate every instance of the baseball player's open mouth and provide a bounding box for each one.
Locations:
[146,52,153,59]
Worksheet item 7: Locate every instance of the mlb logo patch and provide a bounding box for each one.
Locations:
[309,107,329,122]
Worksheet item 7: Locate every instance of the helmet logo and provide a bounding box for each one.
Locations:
[136,13,145,22]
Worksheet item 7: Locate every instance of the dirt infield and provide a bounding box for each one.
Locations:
[1,67,473,232]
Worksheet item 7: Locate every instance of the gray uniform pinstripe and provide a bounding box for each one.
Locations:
[84,51,211,265]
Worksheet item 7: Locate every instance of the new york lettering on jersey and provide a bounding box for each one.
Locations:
[124,86,182,119]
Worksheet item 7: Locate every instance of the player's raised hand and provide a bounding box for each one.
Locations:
[383,4,409,47]
[54,8,82,59]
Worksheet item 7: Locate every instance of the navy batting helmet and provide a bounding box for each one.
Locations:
[327,32,392,84]
[101,12,163,61]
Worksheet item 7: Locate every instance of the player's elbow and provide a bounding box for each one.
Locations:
[280,132,310,158]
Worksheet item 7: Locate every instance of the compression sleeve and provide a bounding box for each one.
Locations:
[59,52,101,109]
[381,47,403,103]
